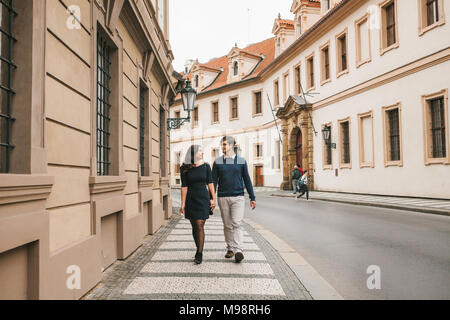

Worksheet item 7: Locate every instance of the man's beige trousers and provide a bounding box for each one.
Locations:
[217,196,245,253]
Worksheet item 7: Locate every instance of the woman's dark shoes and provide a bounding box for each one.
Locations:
[194,252,203,264]
[235,252,244,263]
[225,250,234,258]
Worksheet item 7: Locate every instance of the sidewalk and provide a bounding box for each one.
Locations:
[82,214,314,300]
[270,189,450,216]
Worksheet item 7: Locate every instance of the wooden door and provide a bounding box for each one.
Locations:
[255,166,264,187]
[296,130,302,167]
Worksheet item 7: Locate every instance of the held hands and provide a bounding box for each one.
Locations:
[250,201,256,210]
[179,204,185,216]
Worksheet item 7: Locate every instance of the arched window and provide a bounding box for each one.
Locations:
[194,74,199,87]
[233,61,238,76]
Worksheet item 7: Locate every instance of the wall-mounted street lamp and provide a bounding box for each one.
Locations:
[322,125,336,149]
[167,79,197,130]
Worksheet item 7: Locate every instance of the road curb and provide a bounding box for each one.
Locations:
[270,194,450,217]
[244,217,344,300]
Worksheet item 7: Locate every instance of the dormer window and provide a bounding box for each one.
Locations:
[323,0,331,11]
[233,61,238,76]
[194,74,199,87]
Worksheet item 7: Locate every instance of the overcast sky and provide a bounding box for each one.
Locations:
[169,0,294,73]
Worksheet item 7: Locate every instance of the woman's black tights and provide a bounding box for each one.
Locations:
[190,219,205,254]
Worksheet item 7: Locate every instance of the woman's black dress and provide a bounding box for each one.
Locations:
[181,163,213,220]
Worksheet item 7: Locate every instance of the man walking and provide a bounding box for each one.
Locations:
[296,170,309,200]
[212,136,256,263]
[291,164,302,194]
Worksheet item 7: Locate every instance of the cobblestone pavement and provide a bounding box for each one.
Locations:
[82,215,312,300]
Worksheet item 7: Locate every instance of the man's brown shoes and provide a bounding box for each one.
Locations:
[225,250,234,258]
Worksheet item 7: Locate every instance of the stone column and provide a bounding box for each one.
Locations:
[280,119,290,190]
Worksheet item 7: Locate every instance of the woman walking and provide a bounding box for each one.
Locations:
[180,145,216,264]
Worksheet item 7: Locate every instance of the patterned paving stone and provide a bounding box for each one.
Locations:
[123,277,285,296]
[166,234,253,242]
[151,250,267,261]
[140,261,274,275]
[169,229,249,235]
[82,215,312,300]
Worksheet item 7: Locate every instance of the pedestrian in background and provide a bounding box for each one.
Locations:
[180,145,216,264]
[292,164,302,194]
[297,170,309,200]
[212,136,256,263]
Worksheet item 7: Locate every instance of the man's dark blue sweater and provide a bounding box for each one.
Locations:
[211,155,256,201]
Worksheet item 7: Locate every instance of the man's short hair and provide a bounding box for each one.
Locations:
[221,136,236,147]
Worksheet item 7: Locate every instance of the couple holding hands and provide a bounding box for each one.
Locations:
[179,136,256,264]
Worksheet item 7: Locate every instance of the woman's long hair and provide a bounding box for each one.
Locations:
[181,144,201,173]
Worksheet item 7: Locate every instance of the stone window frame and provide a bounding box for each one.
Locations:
[382,102,403,167]
[274,139,281,171]
[229,95,239,121]
[293,62,302,95]
[357,110,375,168]
[379,0,399,56]
[319,40,332,86]
[211,99,219,124]
[421,88,449,165]
[282,70,290,104]
[252,89,263,117]
[338,117,352,169]
[91,17,124,179]
[335,27,349,78]
[418,0,446,36]
[322,122,333,170]
[305,51,316,92]
[355,13,372,68]
[273,78,280,107]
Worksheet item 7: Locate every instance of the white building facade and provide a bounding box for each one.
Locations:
[171,0,450,199]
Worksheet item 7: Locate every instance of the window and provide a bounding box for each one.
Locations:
[320,42,331,84]
[339,119,351,168]
[254,143,263,159]
[230,97,238,120]
[159,106,167,176]
[0,0,16,173]
[192,106,199,127]
[380,0,399,54]
[233,61,238,76]
[419,0,445,35]
[175,151,181,174]
[175,110,180,119]
[323,0,331,11]
[274,140,281,170]
[336,29,348,76]
[212,101,219,123]
[157,0,165,34]
[294,64,301,94]
[274,79,280,106]
[355,14,372,67]
[283,72,289,103]
[96,33,112,176]
[358,111,374,168]
[306,54,315,90]
[254,91,262,115]
[322,123,333,169]
[422,89,449,164]
[382,103,402,166]
[139,84,149,176]
[194,75,199,88]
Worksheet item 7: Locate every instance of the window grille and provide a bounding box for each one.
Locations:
[255,92,262,114]
[430,97,446,158]
[139,86,146,175]
[324,47,330,79]
[213,102,218,122]
[0,0,17,173]
[388,108,400,161]
[96,33,112,176]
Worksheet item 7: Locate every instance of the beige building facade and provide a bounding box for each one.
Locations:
[0,0,176,299]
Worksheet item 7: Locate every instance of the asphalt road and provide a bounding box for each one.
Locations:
[244,192,450,300]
